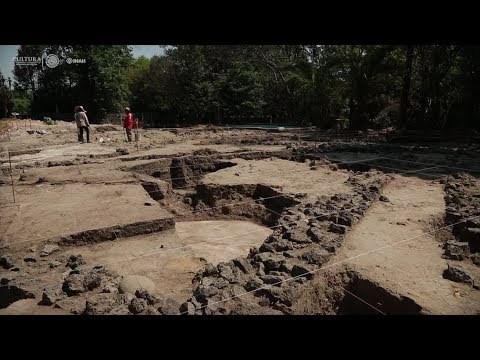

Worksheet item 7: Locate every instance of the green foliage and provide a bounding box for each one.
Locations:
[13,44,480,130]
[11,89,31,114]
[14,45,133,122]
[42,116,56,125]
[220,59,266,117]
[0,71,13,118]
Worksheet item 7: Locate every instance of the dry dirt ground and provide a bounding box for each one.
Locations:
[60,221,273,303]
[0,184,173,245]
[331,176,479,314]
[202,158,353,201]
[0,119,479,315]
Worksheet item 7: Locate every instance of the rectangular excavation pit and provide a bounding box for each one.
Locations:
[200,158,354,202]
[0,183,174,247]
[191,183,299,226]
[127,157,238,189]
[63,220,273,303]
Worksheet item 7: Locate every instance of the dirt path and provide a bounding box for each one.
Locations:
[332,175,480,315]
[66,220,272,303]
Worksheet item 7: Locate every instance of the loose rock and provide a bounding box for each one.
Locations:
[129,298,148,314]
[442,265,473,284]
[329,223,348,234]
[260,275,284,285]
[232,258,253,274]
[471,253,480,267]
[158,298,181,315]
[66,255,86,269]
[443,241,470,261]
[39,287,65,306]
[63,273,86,296]
[83,272,102,291]
[49,260,62,268]
[301,250,329,265]
[291,264,315,280]
[179,301,196,315]
[40,244,60,257]
[244,276,264,291]
[135,288,159,305]
[0,255,15,269]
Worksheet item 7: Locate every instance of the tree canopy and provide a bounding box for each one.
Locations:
[9,44,480,130]
[13,45,133,121]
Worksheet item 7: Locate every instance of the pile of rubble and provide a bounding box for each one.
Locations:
[0,252,182,315]
[443,173,480,267]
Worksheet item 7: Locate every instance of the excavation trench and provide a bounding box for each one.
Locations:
[0,284,36,309]
[128,150,293,188]
[338,275,423,315]
[131,157,239,189]
[289,268,424,315]
[190,183,299,227]
[7,150,463,315]
[302,150,479,181]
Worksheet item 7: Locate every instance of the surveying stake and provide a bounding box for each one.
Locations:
[135,114,140,153]
[8,150,15,203]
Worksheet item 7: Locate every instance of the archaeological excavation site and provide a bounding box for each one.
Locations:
[1,120,479,315]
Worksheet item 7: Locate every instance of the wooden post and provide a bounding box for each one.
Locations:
[135,116,139,153]
[8,150,15,203]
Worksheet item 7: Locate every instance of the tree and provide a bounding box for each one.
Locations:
[283,46,346,127]
[13,45,133,121]
[166,46,215,123]
[128,56,151,110]
[11,88,31,114]
[220,58,266,119]
[455,46,480,130]
[335,45,402,130]
[13,45,47,94]
[72,45,133,120]
[399,46,414,129]
[408,45,462,130]
[0,71,13,118]
[251,45,306,122]
[16,44,479,130]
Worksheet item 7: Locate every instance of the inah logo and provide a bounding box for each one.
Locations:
[66,57,86,64]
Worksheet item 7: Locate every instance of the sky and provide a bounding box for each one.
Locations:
[0,45,165,80]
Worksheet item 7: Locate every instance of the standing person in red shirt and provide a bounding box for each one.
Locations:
[123,107,134,142]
